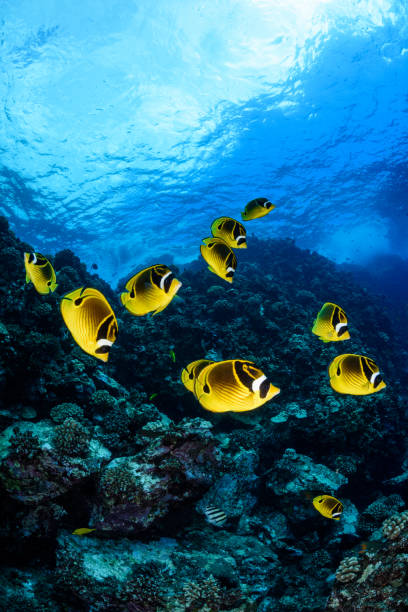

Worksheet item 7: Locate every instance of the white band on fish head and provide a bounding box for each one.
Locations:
[226,267,235,274]
[160,271,172,290]
[252,374,267,392]
[370,371,380,385]
[96,339,113,348]
[32,253,37,264]
[335,322,347,334]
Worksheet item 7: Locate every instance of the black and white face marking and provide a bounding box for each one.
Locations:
[263,200,272,209]
[160,270,173,293]
[95,338,113,355]
[252,374,270,398]
[370,371,383,388]
[335,322,348,337]
[236,235,246,245]
[28,252,37,264]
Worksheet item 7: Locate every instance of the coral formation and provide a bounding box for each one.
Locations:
[335,556,361,582]
[1,217,408,610]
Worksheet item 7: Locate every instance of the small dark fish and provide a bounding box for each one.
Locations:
[91,263,98,270]
[203,505,228,527]
[149,392,158,401]
[169,349,176,362]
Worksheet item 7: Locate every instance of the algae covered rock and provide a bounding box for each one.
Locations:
[91,418,222,533]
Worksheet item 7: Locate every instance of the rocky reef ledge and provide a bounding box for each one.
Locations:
[1,216,407,611]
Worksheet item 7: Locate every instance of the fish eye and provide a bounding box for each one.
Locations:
[74,298,83,306]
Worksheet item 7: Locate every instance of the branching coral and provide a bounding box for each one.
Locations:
[53,417,90,457]
[50,402,84,424]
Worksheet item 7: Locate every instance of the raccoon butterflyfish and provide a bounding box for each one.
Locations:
[312,302,350,342]
[241,197,275,221]
[120,264,182,316]
[72,528,96,535]
[313,495,343,520]
[200,237,237,283]
[181,359,215,394]
[24,252,58,295]
[193,359,280,413]
[328,353,386,395]
[60,287,118,362]
[210,217,247,249]
[203,505,227,527]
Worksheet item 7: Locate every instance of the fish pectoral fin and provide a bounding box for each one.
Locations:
[207,265,216,274]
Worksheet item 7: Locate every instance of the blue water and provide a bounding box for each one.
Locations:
[1,0,408,283]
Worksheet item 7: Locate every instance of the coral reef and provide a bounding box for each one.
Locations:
[1,216,408,610]
[328,511,408,610]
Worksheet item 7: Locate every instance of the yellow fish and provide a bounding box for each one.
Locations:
[210,217,247,249]
[121,265,182,316]
[60,287,118,362]
[200,237,237,283]
[312,302,350,342]
[72,528,96,535]
[193,359,280,413]
[181,359,214,394]
[313,495,343,520]
[241,197,275,221]
[24,252,58,295]
[329,353,386,396]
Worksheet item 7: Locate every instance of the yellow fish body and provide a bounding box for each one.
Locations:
[60,287,118,362]
[193,359,280,413]
[241,197,275,221]
[329,353,386,395]
[181,359,214,393]
[210,217,247,249]
[121,265,182,316]
[200,237,237,283]
[24,252,58,295]
[72,528,96,535]
[313,495,343,520]
[312,302,350,342]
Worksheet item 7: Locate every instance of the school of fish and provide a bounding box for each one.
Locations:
[23,195,387,528]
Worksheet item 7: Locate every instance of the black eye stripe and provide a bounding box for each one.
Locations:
[97,314,115,341]
[331,306,341,329]
[163,273,174,293]
[259,378,270,399]
[234,361,255,391]
[151,267,163,288]
[361,357,374,381]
